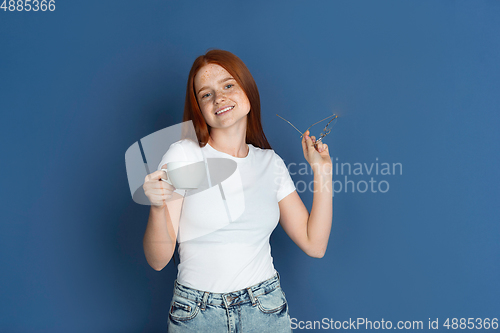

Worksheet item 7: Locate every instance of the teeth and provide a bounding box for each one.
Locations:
[216,106,233,114]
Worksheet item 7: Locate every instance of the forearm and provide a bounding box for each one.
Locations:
[143,205,176,271]
[306,170,333,257]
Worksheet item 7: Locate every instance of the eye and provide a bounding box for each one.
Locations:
[201,92,211,99]
[225,84,234,89]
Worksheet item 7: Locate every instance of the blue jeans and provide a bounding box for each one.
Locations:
[167,272,292,332]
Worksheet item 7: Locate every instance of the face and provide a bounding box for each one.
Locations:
[194,63,251,131]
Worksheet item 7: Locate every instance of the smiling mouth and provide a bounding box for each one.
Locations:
[215,106,234,115]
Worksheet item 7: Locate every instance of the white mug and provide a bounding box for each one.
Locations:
[161,161,205,190]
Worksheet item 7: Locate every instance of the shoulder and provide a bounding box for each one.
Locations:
[248,144,276,160]
[158,139,203,170]
[170,138,201,150]
[249,144,288,169]
[167,139,204,157]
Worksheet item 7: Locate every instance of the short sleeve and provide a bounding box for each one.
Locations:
[274,152,296,202]
[157,141,188,197]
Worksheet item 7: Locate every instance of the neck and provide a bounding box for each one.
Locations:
[208,125,248,158]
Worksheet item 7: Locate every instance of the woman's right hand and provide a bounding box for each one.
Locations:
[143,169,176,207]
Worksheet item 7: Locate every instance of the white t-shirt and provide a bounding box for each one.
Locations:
[157,139,296,293]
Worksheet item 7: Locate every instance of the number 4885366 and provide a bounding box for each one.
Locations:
[1,0,56,11]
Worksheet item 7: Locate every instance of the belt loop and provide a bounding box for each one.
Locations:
[247,287,256,306]
[200,291,209,311]
[173,279,180,295]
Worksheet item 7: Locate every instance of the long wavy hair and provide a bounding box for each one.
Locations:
[183,49,272,149]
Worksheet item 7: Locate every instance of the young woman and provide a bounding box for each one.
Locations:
[142,50,333,332]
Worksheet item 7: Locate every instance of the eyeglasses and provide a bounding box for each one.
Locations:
[276,113,338,146]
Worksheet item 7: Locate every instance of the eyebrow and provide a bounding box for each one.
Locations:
[196,77,235,95]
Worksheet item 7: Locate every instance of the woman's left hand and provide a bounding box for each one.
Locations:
[301,130,332,175]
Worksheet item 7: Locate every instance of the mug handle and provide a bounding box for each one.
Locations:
[160,169,173,186]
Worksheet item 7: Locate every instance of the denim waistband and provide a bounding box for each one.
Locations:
[173,273,281,309]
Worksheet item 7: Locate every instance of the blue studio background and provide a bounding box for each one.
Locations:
[1,1,499,332]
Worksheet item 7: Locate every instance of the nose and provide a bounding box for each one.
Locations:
[214,90,226,104]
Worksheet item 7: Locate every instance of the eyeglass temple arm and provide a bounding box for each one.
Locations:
[276,113,338,139]
[302,114,338,139]
[275,114,303,136]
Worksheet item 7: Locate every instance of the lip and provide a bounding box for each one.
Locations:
[215,105,234,115]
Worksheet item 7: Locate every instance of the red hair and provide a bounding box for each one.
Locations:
[183,49,272,149]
